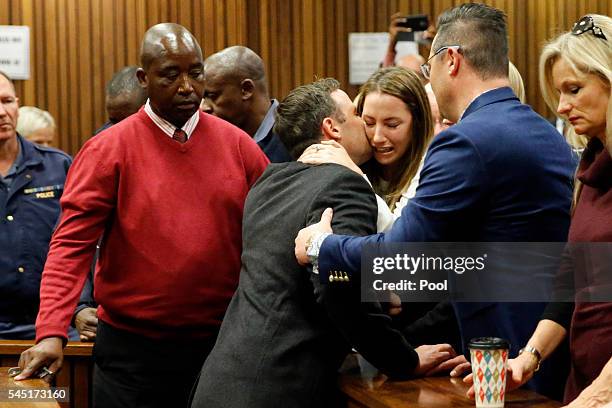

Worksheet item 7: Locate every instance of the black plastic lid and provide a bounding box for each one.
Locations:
[467,337,510,350]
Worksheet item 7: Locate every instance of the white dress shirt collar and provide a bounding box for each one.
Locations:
[144,99,200,139]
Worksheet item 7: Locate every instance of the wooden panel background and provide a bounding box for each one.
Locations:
[1,0,610,155]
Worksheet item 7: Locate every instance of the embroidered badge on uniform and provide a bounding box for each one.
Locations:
[24,184,63,198]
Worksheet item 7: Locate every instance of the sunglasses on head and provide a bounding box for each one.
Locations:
[572,15,607,40]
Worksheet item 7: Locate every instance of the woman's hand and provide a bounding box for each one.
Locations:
[298,141,364,175]
[463,353,538,399]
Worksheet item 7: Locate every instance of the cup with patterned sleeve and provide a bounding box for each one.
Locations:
[468,337,510,408]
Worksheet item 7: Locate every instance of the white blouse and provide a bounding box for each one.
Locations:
[364,159,424,232]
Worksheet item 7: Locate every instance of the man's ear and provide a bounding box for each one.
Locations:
[447,48,461,77]
[136,68,148,88]
[321,117,341,142]
[241,79,255,101]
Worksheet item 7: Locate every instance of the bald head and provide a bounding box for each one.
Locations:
[397,54,427,84]
[202,46,271,135]
[140,23,202,70]
[0,71,19,143]
[205,46,267,93]
[0,70,16,94]
[105,66,147,124]
[136,23,205,128]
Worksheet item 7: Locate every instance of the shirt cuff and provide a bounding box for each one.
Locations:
[308,232,332,274]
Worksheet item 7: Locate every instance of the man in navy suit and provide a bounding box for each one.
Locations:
[295,3,575,400]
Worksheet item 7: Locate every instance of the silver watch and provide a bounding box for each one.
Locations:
[306,232,331,274]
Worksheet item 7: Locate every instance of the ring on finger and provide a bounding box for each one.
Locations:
[38,367,55,378]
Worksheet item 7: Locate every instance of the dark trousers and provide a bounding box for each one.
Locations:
[93,320,216,408]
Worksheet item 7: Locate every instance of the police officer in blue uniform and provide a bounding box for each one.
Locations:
[0,71,72,339]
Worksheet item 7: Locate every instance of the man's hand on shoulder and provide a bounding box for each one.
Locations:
[295,208,334,265]
[15,337,64,383]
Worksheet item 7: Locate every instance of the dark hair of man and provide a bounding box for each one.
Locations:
[274,78,342,159]
[434,2,509,80]
[106,66,147,102]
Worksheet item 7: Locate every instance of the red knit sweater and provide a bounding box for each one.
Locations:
[35,109,269,341]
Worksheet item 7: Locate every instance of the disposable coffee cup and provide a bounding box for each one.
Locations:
[468,337,510,408]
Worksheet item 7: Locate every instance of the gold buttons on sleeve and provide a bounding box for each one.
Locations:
[18,266,25,273]
[328,271,349,283]
[6,215,14,221]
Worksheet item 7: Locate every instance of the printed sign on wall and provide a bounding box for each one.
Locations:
[0,26,30,80]
[348,32,417,85]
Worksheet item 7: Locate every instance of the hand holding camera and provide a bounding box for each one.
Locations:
[389,13,429,44]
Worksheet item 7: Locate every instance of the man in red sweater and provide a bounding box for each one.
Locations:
[16,23,269,408]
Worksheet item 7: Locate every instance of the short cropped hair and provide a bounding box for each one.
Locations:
[0,70,16,93]
[16,106,56,137]
[274,78,341,159]
[106,66,147,101]
[434,3,509,80]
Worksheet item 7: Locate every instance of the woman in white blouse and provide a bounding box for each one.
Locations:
[300,66,436,232]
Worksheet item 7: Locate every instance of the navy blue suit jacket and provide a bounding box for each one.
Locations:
[318,87,575,399]
[258,128,292,163]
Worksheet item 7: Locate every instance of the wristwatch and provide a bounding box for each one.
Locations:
[305,232,331,274]
[518,345,542,372]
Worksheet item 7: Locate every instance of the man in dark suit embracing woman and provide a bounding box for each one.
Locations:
[191,78,455,408]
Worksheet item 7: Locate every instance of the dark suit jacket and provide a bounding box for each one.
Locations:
[318,87,576,400]
[254,99,292,163]
[192,162,418,408]
[258,127,292,163]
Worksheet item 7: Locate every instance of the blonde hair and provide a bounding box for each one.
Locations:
[539,14,611,151]
[16,106,56,138]
[508,61,526,103]
[356,67,434,211]
[539,14,611,208]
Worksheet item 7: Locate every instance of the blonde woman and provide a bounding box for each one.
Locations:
[16,106,56,147]
[300,67,434,232]
[471,14,611,407]
[508,61,526,103]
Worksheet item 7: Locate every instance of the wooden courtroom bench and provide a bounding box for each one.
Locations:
[0,340,93,408]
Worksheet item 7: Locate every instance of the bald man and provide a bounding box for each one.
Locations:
[16,24,268,408]
[397,54,428,84]
[93,65,148,135]
[202,46,292,162]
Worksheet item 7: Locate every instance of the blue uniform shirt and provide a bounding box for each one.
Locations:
[0,135,71,325]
